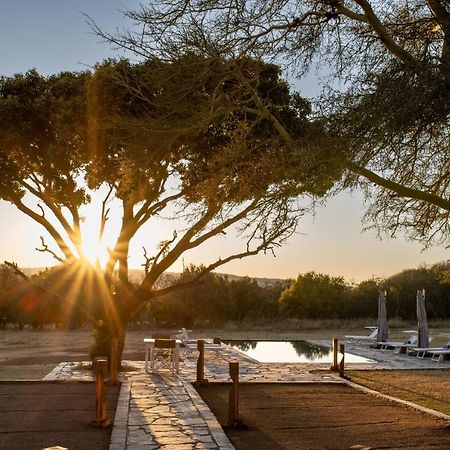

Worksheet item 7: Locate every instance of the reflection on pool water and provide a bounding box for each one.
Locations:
[224,340,373,364]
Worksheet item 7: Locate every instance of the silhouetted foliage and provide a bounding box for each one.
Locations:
[385,262,450,321]
[105,1,450,245]
[279,272,350,319]
[278,262,450,322]
[0,57,334,364]
[146,265,282,326]
[0,260,449,328]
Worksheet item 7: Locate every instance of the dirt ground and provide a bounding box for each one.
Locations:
[197,383,450,450]
[0,381,119,450]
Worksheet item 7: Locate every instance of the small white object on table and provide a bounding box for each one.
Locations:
[144,338,182,373]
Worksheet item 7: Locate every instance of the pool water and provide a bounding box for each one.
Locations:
[224,340,373,364]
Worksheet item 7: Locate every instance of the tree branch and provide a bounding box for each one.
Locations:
[188,201,258,249]
[99,185,113,242]
[352,0,420,68]
[426,0,450,35]
[135,192,184,227]
[12,197,76,262]
[19,178,83,256]
[334,3,368,23]
[347,161,450,211]
[138,204,219,292]
[238,11,327,52]
[131,240,271,318]
[35,236,65,263]
[141,246,153,276]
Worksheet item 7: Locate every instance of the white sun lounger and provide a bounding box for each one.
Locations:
[378,334,417,353]
[346,327,378,343]
[431,349,450,362]
[412,339,449,358]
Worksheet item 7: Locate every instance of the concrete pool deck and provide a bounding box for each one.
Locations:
[44,341,450,449]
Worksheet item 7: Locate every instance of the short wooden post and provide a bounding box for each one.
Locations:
[228,361,239,426]
[109,338,119,385]
[196,339,207,385]
[339,344,345,378]
[90,357,112,427]
[330,338,339,371]
[227,361,247,429]
[96,358,108,422]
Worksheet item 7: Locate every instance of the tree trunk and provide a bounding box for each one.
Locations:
[111,323,127,371]
[90,268,131,370]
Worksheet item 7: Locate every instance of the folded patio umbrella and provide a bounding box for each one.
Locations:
[417,289,429,348]
[377,290,389,342]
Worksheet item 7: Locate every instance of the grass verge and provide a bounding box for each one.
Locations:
[347,370,450,415]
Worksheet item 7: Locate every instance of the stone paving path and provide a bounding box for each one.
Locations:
[44,341,450,449]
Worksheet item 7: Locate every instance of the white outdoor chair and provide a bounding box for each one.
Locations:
[176,328,196,344]
[176,327,222,344]
[150,338,177,373]
[176,328,222,356]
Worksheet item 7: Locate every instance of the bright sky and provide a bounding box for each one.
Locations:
[0,1,447,282]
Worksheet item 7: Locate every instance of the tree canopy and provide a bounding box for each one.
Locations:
[0,56,339,362]
[100,0,450,246]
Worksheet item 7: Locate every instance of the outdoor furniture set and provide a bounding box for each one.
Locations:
[144,328,222,374]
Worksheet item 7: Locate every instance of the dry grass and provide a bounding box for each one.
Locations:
[347,370,450,415]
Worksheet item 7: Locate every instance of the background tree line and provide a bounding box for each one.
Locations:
[1,260,448,329]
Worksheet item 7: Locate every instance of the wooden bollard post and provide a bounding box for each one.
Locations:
[109,338,119,385]
[95,357,108,424]
[330,338,339,371]
[195,339,208,385]
[339,344,345,378]
[228,361,247,429]
[90,357,112,427]
[229,361,239,425]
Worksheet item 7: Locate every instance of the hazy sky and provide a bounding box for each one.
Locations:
[0,1,447,281]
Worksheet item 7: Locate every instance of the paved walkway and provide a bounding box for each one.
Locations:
[44,341,450,449]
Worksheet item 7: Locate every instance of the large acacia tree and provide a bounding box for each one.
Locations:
[98,0,450,246]
[0,57,337,364]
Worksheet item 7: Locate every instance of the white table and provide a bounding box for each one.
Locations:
[144,338,182,373]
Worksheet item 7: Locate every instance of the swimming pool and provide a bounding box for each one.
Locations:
[224,340,373,364]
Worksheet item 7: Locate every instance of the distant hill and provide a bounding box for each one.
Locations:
[214,272,289,287]
[20,267,287,287]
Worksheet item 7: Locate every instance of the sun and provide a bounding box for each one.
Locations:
[82,231,110,268]
[79,192,116,269]
[82,239,109,268]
